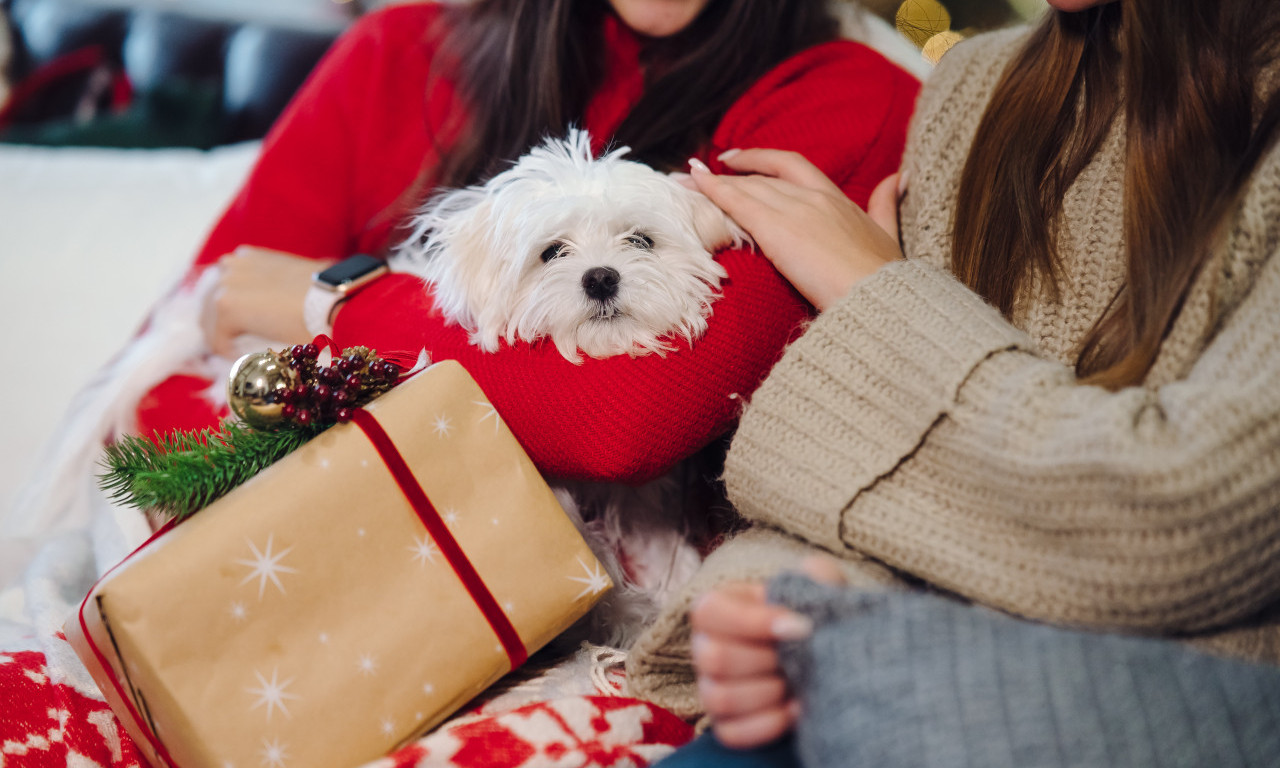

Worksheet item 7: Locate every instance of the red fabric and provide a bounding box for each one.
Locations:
[140,2,920,482]
[406,697,694,768]
[0,648,144,767]
[134,374,222,440]
[1,642,689,768]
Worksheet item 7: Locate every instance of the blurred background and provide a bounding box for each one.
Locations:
[0,0,1047,522]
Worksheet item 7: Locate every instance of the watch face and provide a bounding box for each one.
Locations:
[317,254,386,287]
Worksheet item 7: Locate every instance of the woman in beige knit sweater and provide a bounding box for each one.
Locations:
[630,0,1280,762]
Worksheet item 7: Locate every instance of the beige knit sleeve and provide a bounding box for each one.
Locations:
[724,245,1280,636]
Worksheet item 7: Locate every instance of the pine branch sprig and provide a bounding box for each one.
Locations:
[98,421,325,520]
[98,342,406,521]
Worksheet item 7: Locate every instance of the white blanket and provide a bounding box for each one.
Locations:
[0,141,260,652]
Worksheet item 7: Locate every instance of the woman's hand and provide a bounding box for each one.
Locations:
[201,246,334,357]
[690,556,847,749]
[688,149,903,312]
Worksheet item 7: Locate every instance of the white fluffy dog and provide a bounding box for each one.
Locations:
[393,130,748,649]
[393,129,746,363]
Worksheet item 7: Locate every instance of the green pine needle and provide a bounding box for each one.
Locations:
[99,420,326,520]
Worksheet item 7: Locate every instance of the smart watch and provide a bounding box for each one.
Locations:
[303,254,389,337]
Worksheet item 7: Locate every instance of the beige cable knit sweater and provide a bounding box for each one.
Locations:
[627,26,1280,717]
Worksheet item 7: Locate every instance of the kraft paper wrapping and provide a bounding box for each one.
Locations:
[66,360,611,768]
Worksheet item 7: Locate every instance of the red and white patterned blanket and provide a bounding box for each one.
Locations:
[1,641,692,768]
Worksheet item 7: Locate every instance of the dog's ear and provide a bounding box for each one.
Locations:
[394,187,509,340]
[682,187,752,252]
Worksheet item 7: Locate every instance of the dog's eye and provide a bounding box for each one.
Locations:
[540,242,568,263]
[625,232,655,250]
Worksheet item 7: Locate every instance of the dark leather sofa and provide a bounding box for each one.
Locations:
[1,0,355,146]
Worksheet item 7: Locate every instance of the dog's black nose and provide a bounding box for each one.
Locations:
[582,267,621,301]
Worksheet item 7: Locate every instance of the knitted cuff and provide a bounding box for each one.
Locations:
[724,259,1029,552]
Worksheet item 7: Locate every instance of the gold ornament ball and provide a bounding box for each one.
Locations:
[228,351,298,428]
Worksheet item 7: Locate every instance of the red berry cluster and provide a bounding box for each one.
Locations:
[274,343,401,427]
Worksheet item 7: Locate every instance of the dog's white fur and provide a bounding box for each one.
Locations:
[392,129,747,363]
[394,130,747,648]
[549,474,711,651]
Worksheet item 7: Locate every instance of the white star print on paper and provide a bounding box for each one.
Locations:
[235,534,298,600]
[432,414,453,438]
[422,682,435,696]
[259,737,290,768]
[380,717,396,737]
[357,653,378,676]
[568,556,610,599]
[443,508,459,525]
[473,400,502,433]
[247,668,300,722]
[229,602,248,622]
[409,534,440,566]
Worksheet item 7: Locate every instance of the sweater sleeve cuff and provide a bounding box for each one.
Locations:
[723,259,1031,551]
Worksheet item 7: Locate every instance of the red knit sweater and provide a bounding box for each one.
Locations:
[136,3,919,483]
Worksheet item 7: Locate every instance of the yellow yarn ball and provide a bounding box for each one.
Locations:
[922,30,966,65]
[895,0,952,48]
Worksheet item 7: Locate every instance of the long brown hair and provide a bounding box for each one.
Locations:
[952,0,1280,389]
[432,0,839,188]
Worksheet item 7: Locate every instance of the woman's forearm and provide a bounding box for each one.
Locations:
[727,255,1280,634]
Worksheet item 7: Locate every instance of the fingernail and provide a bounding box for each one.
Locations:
[718,148,741,161]
[688,157,711,174]
[690,632,708,657]
[772,612,813,641]
[897,170,911,198]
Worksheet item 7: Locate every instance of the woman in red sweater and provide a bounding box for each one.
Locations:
[139,0,919,483]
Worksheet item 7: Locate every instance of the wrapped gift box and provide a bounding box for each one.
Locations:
[65,360,611,768]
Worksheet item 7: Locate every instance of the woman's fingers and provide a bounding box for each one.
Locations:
[689,153,903,311]
[693,151,839,225]
[867,172,901,242]
[691,631,782,677]
[799,554,848,587]
[698,674,789,720]
[717,148,840,193]
[690,577,824,751]
[688,158,776,224]
[712,702,801,751]
[201,246,330,356]
[691,582,814,644]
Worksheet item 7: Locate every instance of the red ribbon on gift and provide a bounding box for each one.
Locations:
[350,407,529,669]
[316,334,527,666]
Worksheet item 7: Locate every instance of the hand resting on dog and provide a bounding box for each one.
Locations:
[689,149,904,312]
